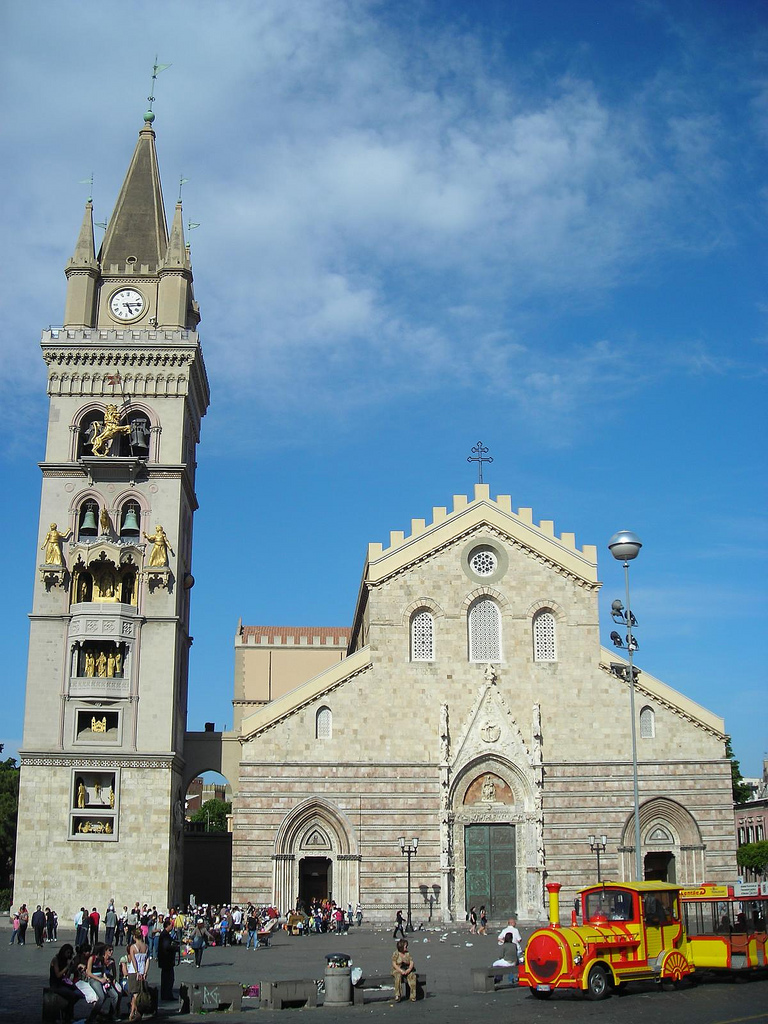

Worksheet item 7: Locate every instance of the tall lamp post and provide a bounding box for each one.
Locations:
[588,834,607,882]
[608,530,643,881]
[399,836,418,932]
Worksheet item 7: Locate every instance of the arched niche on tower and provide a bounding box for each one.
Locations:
[69,488,142,608]
[71,401,160,461]
[112,488,151,544]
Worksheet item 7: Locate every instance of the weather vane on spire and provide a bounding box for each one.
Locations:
[77,173,94,203]
[467,441,493,484]
[178,176,190,203]
[145,56,172,121]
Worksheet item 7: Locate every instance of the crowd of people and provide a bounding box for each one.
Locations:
[8,904,58,946]
[44,911,180,1022]
[287,898,363,935]
[9,894,523,1015]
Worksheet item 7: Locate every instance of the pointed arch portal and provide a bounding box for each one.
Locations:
[273,798,360,911]
[621,797,705,883]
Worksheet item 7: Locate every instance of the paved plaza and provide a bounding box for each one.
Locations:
[1,921,767,1024]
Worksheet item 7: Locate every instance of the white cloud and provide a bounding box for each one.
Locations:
[0,0,764,454]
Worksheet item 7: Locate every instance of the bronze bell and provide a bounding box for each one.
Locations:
[121,506,140,536]
[80,504,98,535]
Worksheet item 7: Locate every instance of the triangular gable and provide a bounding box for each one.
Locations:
[449,669,536,774]
[365,483,598,587]
[239,646,372,742]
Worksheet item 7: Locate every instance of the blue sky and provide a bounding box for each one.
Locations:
[0,0,766,778]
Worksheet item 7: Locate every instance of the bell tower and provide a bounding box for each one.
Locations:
[13,111,209,913]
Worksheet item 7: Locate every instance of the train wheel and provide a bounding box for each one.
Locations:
[661,950,691,988]
[586,965,611,1001]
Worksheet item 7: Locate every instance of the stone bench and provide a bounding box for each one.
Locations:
[470,966,517,992]
[42,985,131,1022]
[261,978,318,1009]
[352,972,427,1004]
[180,980,243,1013]
[42,988,69,1023]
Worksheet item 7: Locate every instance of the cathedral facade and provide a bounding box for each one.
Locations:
[232,487,736,921]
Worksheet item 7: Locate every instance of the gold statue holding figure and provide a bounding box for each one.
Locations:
[90,404,130,457]
[41,524,69,565]
[143,525,170,567]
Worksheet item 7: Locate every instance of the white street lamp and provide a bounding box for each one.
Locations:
[608,530,643,881]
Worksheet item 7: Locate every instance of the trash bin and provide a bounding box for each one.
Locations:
[324,953,352,1006]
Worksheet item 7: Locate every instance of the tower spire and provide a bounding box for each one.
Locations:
[98,120,169,273]
[165,201,189,270]
[63,201,99,327]
[70,201,98,267]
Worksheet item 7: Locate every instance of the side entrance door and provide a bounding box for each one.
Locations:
[465,823,516,919]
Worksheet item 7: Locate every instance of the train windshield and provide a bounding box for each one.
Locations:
[584,888,636,922]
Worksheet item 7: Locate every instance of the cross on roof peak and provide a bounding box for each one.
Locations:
[467,441,493,484]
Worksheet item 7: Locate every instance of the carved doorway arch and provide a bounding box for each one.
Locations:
[273,798,360,911]
[620,797,705,883]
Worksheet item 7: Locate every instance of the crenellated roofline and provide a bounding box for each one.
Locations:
[365,483,597,586]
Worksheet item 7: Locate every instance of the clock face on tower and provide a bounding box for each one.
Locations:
[109,288,145,321]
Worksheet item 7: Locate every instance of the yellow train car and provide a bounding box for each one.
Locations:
[519,879,767,1000]
[680,881,767,973]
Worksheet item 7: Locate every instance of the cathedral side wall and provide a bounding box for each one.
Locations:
[233,762,441,921]
[542,758,737,908]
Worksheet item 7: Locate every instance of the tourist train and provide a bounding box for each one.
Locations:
[519,879,768,999]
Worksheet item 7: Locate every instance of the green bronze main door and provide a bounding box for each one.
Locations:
[465,824,516,918]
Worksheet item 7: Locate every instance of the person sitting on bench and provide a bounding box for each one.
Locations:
[392,939,417,1002]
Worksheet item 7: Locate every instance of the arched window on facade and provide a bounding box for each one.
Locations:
[533,609,557,662]
[639,705,655,739]
[410,609,434,662]
[468,597,501,662]
[316,706,332,740]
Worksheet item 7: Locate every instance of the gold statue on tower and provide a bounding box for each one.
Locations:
[90,405,130,457]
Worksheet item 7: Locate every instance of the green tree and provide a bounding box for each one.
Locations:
[736,841,768,878]
[190,798,231,832]
[0,757,20,891]
[726,736,753,804]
